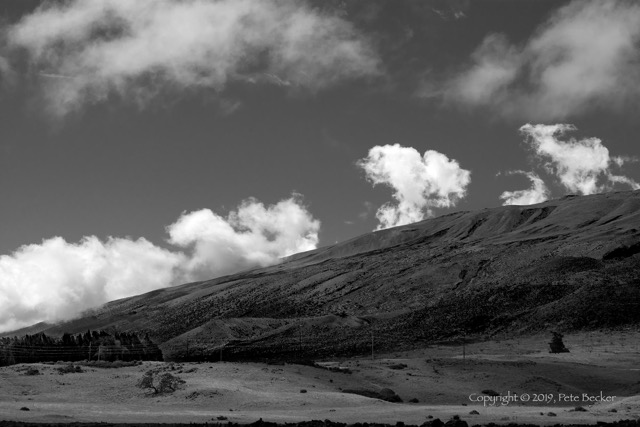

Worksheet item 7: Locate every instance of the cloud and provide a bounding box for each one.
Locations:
[357,201,374,220]
[167,196,320,281]
[520,123,640,195]
[0,236,184,334]
[7,0,380,117]
[445,0,640,120]
[446,34,521,106]
[499,170,550,206]
[0,196,319,333]
[432,0,470,20]
[358,144,471,230]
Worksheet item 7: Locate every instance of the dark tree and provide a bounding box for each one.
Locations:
[0,329,163,366]
[549,331,570,353]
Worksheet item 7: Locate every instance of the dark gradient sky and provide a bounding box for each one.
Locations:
[1,0,639,256]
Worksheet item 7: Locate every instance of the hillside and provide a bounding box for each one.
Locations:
[6,190,640,361]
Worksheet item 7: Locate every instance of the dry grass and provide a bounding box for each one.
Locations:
[1,331,639,425]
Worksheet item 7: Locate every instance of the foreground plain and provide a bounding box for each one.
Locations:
[2,331,639,425]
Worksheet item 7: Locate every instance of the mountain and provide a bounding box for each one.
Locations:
[5,190,640,361]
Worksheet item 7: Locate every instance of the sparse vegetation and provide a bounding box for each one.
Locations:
[23,366,40,376]
[388,363,407,370]
[57,363,83,374]
[137,370,185,395]
[79,359,142,369]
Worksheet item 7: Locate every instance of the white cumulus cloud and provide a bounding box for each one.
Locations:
[520,123,640,195]
[446,0,640,120]
[7,0,380,117]
[499,170,550,206]
[358,144,471,230]
[0,196,319,333]
[167,196,320,281]
[0,236,184,333]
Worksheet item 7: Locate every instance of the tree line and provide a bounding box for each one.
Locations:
[0,330,163,366]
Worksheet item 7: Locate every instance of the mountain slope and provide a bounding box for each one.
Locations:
[7,190,640,360]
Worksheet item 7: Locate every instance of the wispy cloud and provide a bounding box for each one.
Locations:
[357,201,374,220]
[498,124,639,205]
[7,0,380,118]
[499,170,549,206]
[520,123,639,195]
[358,144,470,230]
[0,195,319,333]
[445,0,640,120]
[431,0,470,21]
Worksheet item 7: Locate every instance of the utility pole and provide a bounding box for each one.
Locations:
[371,330,374,360]
[463,334,466,361]
[220,345,223,362]
[461,327,466,362]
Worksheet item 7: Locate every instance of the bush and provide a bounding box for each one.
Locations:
[23,367,40,376]
[549,332,570,353]
[388,363,407,370]
[57,364,83,374]
[137,370,185,394]
[79,360,141,369]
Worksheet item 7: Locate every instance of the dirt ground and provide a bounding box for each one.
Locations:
[1,331,639,425]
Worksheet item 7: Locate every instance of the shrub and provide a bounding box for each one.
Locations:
[57,364,83,374]
[549,332,570,353]
[137,370,185,394]
[24,367,40,376]
[388,363,407,370]
[79,360,140,369]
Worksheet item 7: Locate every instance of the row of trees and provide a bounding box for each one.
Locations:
[0,330,163,366]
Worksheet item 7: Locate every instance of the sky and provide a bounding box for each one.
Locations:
[1,0,640,332]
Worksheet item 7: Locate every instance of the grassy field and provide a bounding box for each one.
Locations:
[1,331,639,425]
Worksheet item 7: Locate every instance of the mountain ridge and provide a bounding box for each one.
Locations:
[4,190,640,361]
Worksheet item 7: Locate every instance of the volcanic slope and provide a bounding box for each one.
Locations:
[9,190,640,360]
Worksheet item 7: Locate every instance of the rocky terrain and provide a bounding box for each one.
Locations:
[4,190,640,362]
